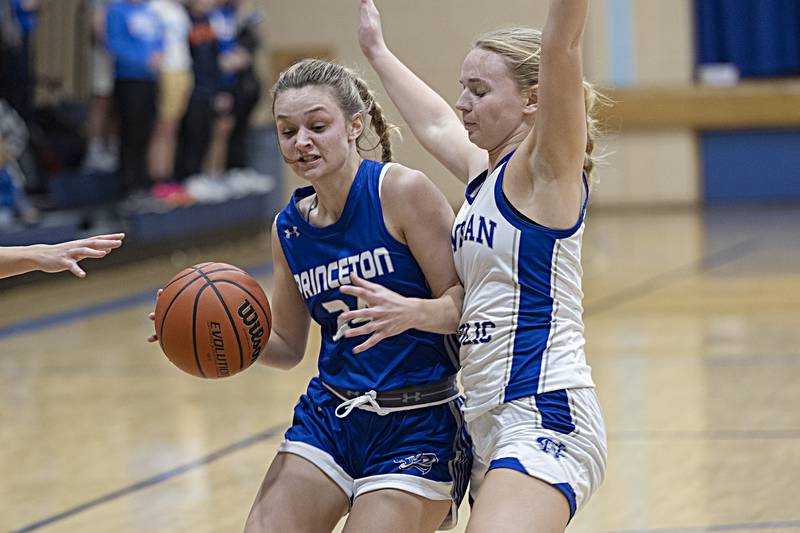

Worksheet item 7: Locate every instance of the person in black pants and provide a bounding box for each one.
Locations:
[0,0,39,123]
[225,9,261,169]
[106,0,164,195]
[174,0,219,181]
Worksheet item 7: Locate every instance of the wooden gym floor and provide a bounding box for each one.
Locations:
[1,205,799,533]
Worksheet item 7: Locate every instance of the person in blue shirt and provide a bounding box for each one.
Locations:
[11,0,37,35]
[105,0,164,195]
[204,0,261,173]
[245,59,472,532]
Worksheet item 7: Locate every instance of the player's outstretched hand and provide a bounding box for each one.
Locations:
[358,0,387,60]
[38,233,125,278]
[339,273,417,353]
[147,288,163,343]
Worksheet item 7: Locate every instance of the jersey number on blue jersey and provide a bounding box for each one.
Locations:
[322,298,369,341]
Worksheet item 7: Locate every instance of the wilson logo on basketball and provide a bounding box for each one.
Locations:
[155,262,271,379]
[238,299,265,363]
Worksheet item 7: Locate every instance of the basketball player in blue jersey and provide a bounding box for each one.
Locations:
[243,59,471,532]
[349,0,607,531]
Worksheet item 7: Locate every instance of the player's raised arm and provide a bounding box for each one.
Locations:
[255,224,311,369]
[521,0,589,188]
[358,0,485,182]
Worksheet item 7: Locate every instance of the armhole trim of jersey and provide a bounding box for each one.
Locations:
[494,165,589,238]
[378,162,395,198]
[375,162,411,252]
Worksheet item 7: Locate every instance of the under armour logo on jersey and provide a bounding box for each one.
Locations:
[284,226,300,239]
[393,452,439,475]
[537,437,567,459]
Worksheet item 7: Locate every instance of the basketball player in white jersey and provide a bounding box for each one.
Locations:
[343,0,607,530]
[0,233,125,279]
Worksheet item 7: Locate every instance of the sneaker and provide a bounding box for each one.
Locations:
[185,174,231,203]
[226,169,276,196]
[83,143,118,173]
[152,181,194,208]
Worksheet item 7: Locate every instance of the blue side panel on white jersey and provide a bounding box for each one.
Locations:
[491,161,589,403]
[504,228,556,400]
[453,150,594,419]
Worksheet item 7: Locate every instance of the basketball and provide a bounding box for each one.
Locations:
[154,262,272,378]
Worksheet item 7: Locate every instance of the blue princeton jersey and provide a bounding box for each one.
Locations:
[275,160,459,392]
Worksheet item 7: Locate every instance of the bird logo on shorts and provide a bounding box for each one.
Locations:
[393,452,439,475]
[284,226,301,239]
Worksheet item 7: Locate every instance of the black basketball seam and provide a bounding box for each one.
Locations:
[159,275,206,341]
[191,268,245,375]
[212,280,272,332]
[163,266,244,290]
[163,272,201,290]
[162,262,213,289]
[191,283,211,378]
[212,280,272,366]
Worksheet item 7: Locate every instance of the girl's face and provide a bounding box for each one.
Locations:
[274,86,363,182]
[455,48,533,152]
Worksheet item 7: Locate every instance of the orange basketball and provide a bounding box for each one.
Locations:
[154,262,271,378]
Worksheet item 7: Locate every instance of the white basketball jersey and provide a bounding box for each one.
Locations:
[452,152,595,422]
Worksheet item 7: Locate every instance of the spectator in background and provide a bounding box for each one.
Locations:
[0,98,38,226]
[174,0,219,181]
[223,1,261,170]
[204,0,236,176]
[106,0,164,197]
[0,0,39,122]
[0,1,22,108]
[208,0,261,172]
[83,0,118,173]
[147,0,192,203]
[13,0,38,121]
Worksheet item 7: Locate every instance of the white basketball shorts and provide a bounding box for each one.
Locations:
[468,387,607,519]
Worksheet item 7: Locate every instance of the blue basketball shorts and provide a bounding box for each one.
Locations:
[279,377,472,530]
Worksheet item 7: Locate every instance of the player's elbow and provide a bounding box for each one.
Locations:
[256,349,304,370]
[541,30,584,59]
